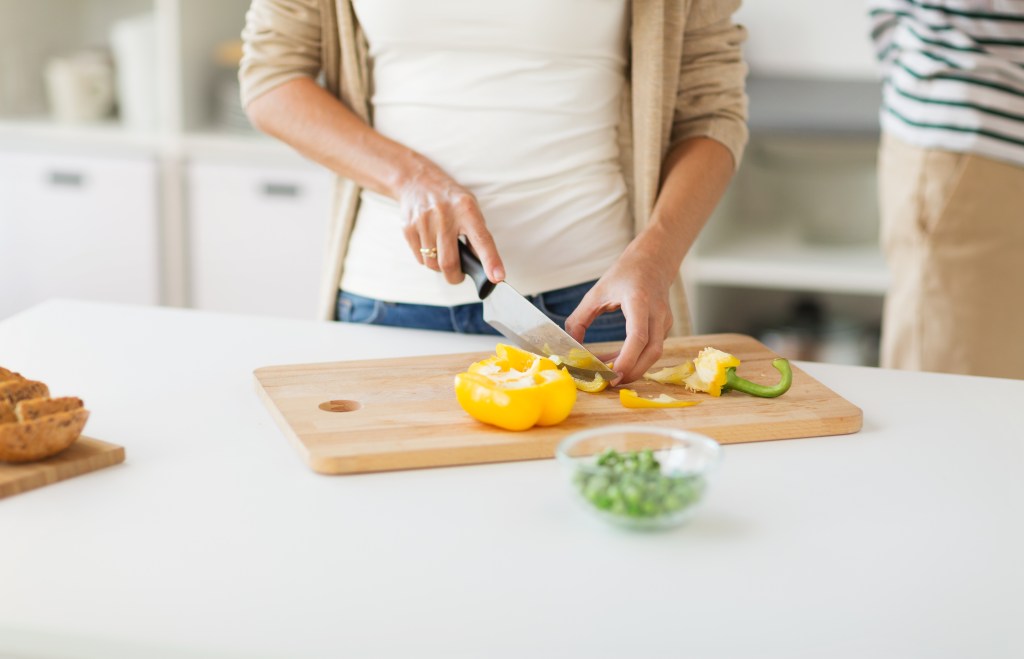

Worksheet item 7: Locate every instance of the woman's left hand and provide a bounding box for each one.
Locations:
[564,247,675,386]
[565,138,737,385]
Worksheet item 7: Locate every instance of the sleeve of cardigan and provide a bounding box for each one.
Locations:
[671,0,750,169]
[238,0,323,108]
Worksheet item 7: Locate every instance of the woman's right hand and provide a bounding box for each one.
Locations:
[244,78,505,287]
[397,157,505,286]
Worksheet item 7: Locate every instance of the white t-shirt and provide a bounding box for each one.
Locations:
[340,0,632,305]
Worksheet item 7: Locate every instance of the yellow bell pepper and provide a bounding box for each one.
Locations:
[643,361,695,385]
[548,347,593,369]
[682,347,741,397]
[550,352,613,393]
[566,370,609,393]
[643,348,736,395]
[644,347,793,399]
[619,389,700,409]
[455,344,577,431]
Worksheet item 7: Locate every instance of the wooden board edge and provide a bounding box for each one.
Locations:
[308,439,556,475]
[253,374,316,470]
[302,404,865,475]
[0,437,125,500]
[707,410,864,445]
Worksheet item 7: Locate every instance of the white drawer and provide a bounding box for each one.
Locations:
[187,161,333,319]
[0,151,159,319]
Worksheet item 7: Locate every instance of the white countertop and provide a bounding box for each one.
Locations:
[1,300,1022,659]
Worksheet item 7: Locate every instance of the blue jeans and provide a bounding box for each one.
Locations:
[337,280,627,343]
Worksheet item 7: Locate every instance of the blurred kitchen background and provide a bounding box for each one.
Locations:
[0,0,884,367]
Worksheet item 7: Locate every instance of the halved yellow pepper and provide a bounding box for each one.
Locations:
[455,344,577,431]
[619,389,700,409]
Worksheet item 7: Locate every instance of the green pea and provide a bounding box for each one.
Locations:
[574,448,704,521]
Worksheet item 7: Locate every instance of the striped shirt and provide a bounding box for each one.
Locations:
[869,0,1024,167]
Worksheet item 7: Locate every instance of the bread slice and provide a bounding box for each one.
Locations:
[0,367,21,383]
[15,397,84,422]
[0,408,90,463]
[0,379,50,406]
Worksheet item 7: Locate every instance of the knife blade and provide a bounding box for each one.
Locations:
[458,241,618,381]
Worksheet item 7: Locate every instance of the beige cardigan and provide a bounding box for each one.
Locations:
[240,0,749,331]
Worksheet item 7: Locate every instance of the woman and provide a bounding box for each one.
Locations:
[240,0,748,384]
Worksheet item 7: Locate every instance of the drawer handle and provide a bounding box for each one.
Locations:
[48,171,84,187]
[261,182,300,197]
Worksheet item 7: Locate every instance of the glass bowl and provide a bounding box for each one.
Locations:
[555,425,722,530]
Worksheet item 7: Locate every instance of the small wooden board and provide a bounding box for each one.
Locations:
[255,333,863,475]
[0,436,125,499]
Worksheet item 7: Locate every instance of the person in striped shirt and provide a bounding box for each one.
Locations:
[869,0,1024,378]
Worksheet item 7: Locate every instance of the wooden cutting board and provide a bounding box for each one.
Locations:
[0,436,125,499]
[255,333,862,475]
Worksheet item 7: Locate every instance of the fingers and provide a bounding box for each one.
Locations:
[405,204,459,283]
[611,297,649,385]
[617,324,666,385]
[460,202,505,283]
[565,292,604,344]
[402,190,502,285]
[436,224,463,285]
[412,206,442,273]
[611,297,671,385]
[403,198,435,268]
[567,292,658,385]
[402,220,426,266]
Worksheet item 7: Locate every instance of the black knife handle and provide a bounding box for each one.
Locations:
[458,240,496,300]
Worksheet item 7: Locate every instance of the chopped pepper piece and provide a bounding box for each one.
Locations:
[455,344,577,431]
[566,370,609,393]
[643,361,695,385]
[643,347,793,399]
[682,347,741,397]
[548,348,595,370]
[725,358,792,398]
[619,389,700,409]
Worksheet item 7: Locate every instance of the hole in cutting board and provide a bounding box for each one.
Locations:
[319,400,362,413]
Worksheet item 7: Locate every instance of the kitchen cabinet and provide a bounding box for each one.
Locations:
[0,0,303,314]
[187,160,334,319]
[0,150,159,318]
[0,0,255,137]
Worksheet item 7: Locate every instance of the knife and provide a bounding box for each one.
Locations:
[458,240,619,381]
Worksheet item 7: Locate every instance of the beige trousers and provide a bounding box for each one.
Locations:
[878,134,1024,379]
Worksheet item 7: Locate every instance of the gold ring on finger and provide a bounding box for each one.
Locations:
[420,247,438,259]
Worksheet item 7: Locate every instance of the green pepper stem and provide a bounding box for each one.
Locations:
[725,358,792,398]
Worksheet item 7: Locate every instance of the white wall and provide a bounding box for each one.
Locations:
[736,0,880,79]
